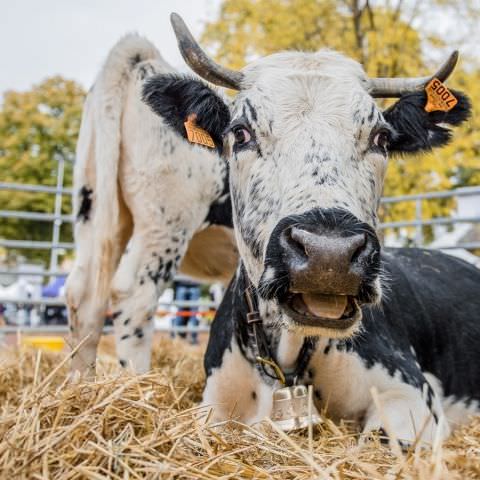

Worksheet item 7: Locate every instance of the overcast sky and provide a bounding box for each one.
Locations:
[1,1,478,96]
[0,0,221,94]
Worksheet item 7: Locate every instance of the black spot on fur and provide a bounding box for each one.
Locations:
[123,318,130,326]
[377,428,390,445]
[119,359,127,367]
[245,98,258,122]
[134,327,144,339]
[130,53,142,67]
[120,334,130,341]
[112,311,122,320]
[137,63,155,81]
[164,260,173,277]
[206,189,234,228]
[148,256,167,284]
[251,391,257,400]
[77,186,93,222]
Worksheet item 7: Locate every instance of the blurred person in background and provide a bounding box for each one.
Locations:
[171,275,201,345]
[42,274,67,325]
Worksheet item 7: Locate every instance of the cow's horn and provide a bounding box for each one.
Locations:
[170,12,243,90]
[368,51,459,98]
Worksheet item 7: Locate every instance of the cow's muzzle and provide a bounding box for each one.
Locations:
[258,208,381,333]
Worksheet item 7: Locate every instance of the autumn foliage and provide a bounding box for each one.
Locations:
[201,0,480,224]
[0,1,479,263]
[0,77,85,262]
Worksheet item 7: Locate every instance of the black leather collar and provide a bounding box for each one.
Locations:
[244,274,316,387]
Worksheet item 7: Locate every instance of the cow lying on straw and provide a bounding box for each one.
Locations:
[140,13,480,446]
[66,34,237,377]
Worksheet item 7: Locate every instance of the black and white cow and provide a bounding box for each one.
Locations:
[141,13,480,445]
[66,33,238,377]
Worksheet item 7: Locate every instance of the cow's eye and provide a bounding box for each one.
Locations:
[232,125,251,146]
[372,129,390,151]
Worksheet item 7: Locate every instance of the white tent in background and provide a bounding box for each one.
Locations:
[430,186,480,268]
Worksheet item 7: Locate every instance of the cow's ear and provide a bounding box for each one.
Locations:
[383,89,471,154]
[142,74,230,148]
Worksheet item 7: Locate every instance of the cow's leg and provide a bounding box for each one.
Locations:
[67,272,108,377]
[362,376,449,447]
[66,228,98,377]
[310,340,450,447]
[66,194,132,378]
[110,221,188,373]
[202,338,274,424]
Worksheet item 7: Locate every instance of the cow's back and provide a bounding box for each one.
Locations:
[367,248,480,401]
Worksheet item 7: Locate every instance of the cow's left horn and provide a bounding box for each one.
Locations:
[170,12,244,90]
[368,50,459,98]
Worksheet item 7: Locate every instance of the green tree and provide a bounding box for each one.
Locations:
[0,76,85,264]
[202,0,480,237]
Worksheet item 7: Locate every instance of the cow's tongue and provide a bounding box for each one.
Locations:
[301,293,348,319]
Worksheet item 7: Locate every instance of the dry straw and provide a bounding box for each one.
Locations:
[0,336,478,479]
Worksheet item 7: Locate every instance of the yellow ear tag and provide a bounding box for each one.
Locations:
[184,114,215,148]
[425,78,458,113]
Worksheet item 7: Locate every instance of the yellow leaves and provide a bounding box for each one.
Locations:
[203,0,480,231]
[201,0,341,69]
[0,76,85,263]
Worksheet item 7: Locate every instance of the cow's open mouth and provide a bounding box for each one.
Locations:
[280,293,361,330]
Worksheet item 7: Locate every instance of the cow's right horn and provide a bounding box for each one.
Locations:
[368,51,459,98]
[170,12,244,90]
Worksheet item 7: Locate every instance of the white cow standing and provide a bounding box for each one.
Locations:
[66,34,237,377]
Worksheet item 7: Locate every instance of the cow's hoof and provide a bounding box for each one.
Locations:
[361,428,413,452]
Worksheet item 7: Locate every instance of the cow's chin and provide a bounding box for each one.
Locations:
[279,292,363,338]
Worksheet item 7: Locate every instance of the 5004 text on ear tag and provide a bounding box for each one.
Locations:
[425,78,458,113]
[184,114,215,148]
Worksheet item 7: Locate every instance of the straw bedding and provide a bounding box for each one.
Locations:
[0,337,479,479]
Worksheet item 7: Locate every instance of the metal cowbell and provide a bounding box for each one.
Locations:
[270,385,322,431]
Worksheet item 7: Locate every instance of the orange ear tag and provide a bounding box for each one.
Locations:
[425,78,458,113]
[184,114,215,148]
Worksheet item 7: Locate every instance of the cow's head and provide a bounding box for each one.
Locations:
[144,13,471,337]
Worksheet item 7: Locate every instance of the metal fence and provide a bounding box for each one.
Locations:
[380,187,480,250]
[0,173,479,333]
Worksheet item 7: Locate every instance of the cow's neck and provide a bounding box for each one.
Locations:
[237,264,315,383]
[276,330,306,370]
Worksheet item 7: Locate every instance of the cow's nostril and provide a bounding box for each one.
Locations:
[289,227,310,258]
[281,227,309,260]
[348,234,367,266]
